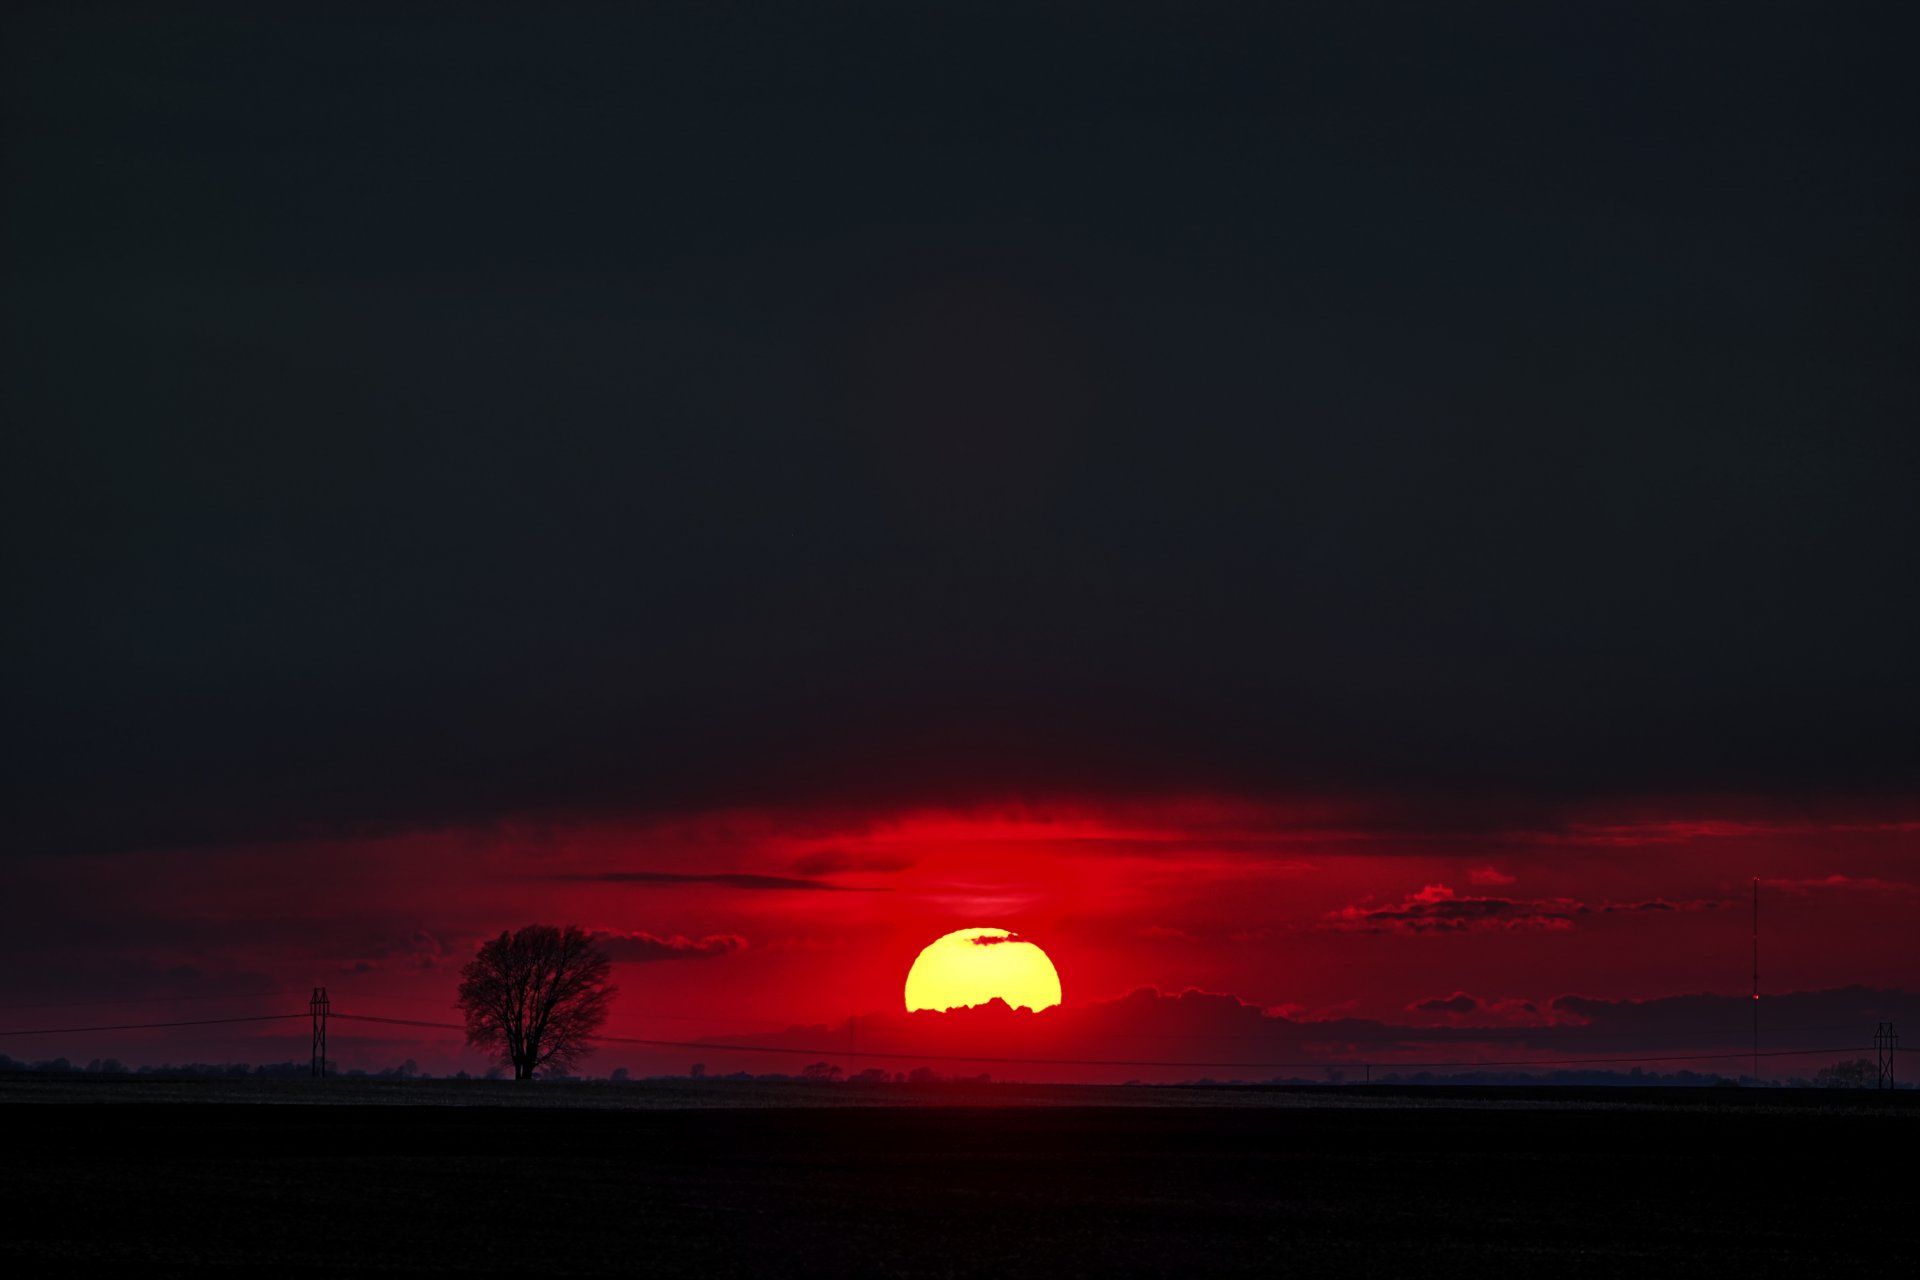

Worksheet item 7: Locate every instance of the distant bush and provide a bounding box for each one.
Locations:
[1811,1059,1876,1089]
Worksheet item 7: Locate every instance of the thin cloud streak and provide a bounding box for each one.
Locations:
[589,931,748,963]
[549,872,890,892]
[1321,884,1730,935]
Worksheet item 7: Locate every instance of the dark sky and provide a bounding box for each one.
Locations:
[5,2,1916,858]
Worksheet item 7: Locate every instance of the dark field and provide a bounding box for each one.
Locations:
[3,1080,1911,1277]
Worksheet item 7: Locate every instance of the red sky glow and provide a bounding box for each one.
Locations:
[6,794,1914,1081]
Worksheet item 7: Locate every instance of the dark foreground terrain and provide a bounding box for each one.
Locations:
[3,1080,1911,1277]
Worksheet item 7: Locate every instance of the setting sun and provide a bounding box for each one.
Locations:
[903,927,1063,1012]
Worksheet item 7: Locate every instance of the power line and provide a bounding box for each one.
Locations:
[1,1007,1881,1077]
[0,1013,307,1038]
[322,998,798,1030]
[0,990,293,1012]
[331,1013,466,1033]
[324,1014,1868,1072]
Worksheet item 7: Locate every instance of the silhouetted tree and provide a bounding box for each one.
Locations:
[456,924,617,1080]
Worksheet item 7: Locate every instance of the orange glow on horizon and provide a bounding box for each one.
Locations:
[904,927,1063,1012]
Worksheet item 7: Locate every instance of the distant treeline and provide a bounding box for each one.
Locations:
[1172,1061,1898,1089]
[1,1054,1898,1088]
[0,1054,427,1080]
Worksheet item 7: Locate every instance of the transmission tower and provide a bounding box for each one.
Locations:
[310,986,330,1078]
[1875,1022,1898,1090]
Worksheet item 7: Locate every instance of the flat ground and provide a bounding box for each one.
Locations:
[2,1078,1911,1276]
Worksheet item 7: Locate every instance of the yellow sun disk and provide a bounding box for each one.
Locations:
[903,928,1062,1012]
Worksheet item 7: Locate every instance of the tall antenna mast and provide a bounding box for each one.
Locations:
[1751,878,1759,1084]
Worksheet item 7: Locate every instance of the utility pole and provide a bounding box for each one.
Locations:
[310,986,330,1078]
[1751,878,1759,1085]
[1875,1022,1899,1090]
